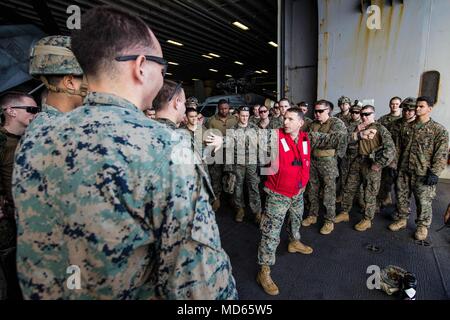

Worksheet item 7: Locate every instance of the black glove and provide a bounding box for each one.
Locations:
[425,170,439,186]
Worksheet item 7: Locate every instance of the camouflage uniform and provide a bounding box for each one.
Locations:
[377,113,402,204]
[301,117,313,132]
[340,118,363,196]
[155,117,178,130]
[13,92,237,300]
[205,114,237,199]
[224,122,261,216]
[258,187,305,266]
[306,117,347,221]
[335,112,352,127]
[395,118,449,227]
[0,127,21,250]
[249,115,261,125]
[341,122,396,220]
[269,116,283,129]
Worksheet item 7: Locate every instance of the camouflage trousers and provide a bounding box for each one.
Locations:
[378,167,395,204]
[341,157,382,220]
[208,163,224,200]
[395,171,436,227]
[307,157,338,221]
[337,156,349,199]
[233,165,261,214]
[258,188,304,266]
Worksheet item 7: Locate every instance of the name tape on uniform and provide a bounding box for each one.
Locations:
[281,138,290,152]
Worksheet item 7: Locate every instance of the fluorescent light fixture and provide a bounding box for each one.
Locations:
[209,69,218,72]
[232,21,249,30]
[268,41,278,48]
[166,72,173,76]
[255,71,262,74]
[234,61,244,65]
[192,78,200,81]
[168,62,179,66]
[225,74,233,77]
[209,53,221,58]
[202,54,213,59]
[167,40,184,46]
[261,70,268,73]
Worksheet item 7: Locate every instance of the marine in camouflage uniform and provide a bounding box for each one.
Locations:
[338,106,396,230]
[13,92,237,300]
[13,8,237,299]
[224,107,261,222]
[303,106,347,234]
[335,96,352,127]
[338,102,363,202]
[390,97,449,240]
[205,104,237,210]
[377,97,403,207]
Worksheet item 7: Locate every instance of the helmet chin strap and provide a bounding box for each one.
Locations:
[40,75,89,98]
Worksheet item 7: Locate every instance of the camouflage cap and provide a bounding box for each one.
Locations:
[29,35,83,76]
[338,96,352,106]
[401,97,417,110]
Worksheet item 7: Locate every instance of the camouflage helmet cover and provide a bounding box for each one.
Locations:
[29,35,83,76]
[351,100,364,111]
[186,96,199,107]
[338,96,352,106]
[379,265,408,295]
[401,97,417,110]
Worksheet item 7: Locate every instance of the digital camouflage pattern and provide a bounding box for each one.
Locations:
[306,117,347,220]
[258,187,304,266]
[155,117,178,130]
[341,122,396,220]
[395,118,449,226]
[29,36,83,76]
[377,113,402,203]
[13,92,237,300]
[224,122,261,214]
[335,112,352,127]
[378,113,402,133]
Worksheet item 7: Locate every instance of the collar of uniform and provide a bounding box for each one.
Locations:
[84,92,140,113]
[42,103,63,116]
[155,117,178,130]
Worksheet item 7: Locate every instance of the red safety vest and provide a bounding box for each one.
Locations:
[265,129,311,198]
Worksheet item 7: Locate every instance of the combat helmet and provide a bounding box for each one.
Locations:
[186,96,199,108]
[400,97,417,110]
[338,96,352,106]
[29,35,88,97]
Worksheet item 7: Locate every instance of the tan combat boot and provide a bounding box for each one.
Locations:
[301,216,317,227]
[212,198,221,212]
[388,219,407,232]
[256,265,279,296]
[235,208,245,222]
[320,221,334,235]
[415,226,428,241]
[335,211,350,223]
[255,212,262,225]
[288,240,313,254]
[355,219,372,232]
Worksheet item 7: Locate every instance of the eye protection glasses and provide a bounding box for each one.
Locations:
[361,112,374,117]
[314,109,328,114]
[115,55,168,77]
[10,106,41,114]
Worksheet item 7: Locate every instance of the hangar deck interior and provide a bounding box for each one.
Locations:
[216,181,450,300]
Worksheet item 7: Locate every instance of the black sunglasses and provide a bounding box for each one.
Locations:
[168,82,183,102]
[259,110,268,113]
[361,112,374,117]
[314,109,328,114]
[115,55,168,77]
[10,106,41,114]
[350,111,360,114]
